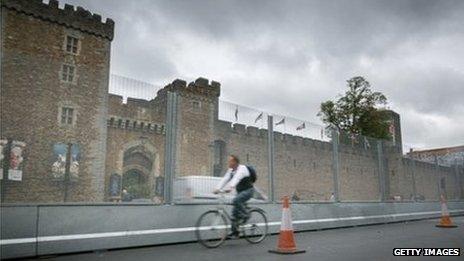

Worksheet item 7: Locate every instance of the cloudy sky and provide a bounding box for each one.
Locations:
[62,0,463,150]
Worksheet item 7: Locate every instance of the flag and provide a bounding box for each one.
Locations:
[275,117,285,126]
[296,122,305,131]
[234,106,238,121]
[254,112,263,123]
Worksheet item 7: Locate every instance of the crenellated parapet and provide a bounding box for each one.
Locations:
[107,116,165,135]
[155,77,221,102]
[108,94,165,127]
[216,120,382,157]
[1,0,114,40]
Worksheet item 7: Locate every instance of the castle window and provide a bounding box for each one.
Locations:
[61,64,75,83]
[60,107,74,125]
[65,35,79,54]
[192,101,201,109]
[213,140,226,177]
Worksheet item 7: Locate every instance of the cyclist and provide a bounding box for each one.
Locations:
[213,154,254,238]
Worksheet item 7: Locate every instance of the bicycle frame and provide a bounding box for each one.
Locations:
[195,191,268,248]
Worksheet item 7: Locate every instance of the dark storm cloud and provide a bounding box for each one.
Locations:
[59,0,464,149]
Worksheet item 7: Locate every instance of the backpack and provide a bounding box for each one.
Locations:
[246,165,257,183]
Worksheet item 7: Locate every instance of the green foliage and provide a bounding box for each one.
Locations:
[318,76,390,139]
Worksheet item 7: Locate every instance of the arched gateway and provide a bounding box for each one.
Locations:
[120,139,159,200]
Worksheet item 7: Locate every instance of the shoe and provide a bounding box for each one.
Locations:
[226,231,239,239]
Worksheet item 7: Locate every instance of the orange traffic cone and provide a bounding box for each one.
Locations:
[269,196,306,255]
[436,195,457,228]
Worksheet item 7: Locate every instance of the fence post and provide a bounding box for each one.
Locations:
[331,128,340,202]
[267,115,275,202]
[377,140,386,202]
[454,160,461,200]
[164,91,178,204]
[63,143,72,202]
[411,158,417,202]
[1,139,12,203]
[434,156,441,200]
[460,165,464,200]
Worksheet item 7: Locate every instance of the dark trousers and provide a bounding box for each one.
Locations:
[231,188,254,233]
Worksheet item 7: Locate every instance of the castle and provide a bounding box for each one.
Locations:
[1,0,462,203]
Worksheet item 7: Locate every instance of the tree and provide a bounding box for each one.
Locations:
[318,76,390,139]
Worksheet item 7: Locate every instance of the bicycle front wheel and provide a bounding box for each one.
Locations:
[243,208,268,244]
[195,210,229,248]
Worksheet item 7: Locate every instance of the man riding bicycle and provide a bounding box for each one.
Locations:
[213,155,254,238]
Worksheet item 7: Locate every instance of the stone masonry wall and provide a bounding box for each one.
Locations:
[1,1,112,202]
[338,145,380,201]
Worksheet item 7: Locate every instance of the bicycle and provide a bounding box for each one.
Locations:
[195,191,268,248]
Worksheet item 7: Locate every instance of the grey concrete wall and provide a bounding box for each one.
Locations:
[0,206,38,258]
[1,202,463,259]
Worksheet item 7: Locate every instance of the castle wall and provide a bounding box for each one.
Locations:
[274,134,334,201]
[105,93,167,200]
[105,125,165,200]
[338,145,380,201]
[213,120,462,202]
[215,122,384,201]
[387,157,460,201]
[410,160,438,201]
[214,122,270,195]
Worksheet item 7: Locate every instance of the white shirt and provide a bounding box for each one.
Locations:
[216,164,250,190]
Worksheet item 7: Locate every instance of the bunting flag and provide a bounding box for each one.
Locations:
[255,112,263,123]
[234,106,238,121]
[296,122,305,131]
[275,117,285,126]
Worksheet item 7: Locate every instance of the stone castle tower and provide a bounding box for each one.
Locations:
[1,0,114,202]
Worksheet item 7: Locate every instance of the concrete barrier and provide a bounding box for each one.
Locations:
[1,202,463,259]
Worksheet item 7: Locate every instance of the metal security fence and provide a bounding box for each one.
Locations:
[2,71,463,205]
[163,91,464,204]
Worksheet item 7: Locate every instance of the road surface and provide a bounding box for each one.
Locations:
[27,216,463,261]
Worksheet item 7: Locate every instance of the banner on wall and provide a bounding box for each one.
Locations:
[155,176,164,197]
[8,141,26,181]
[51,143,80,180]
[0,139,7,180]
[109,173,122,198]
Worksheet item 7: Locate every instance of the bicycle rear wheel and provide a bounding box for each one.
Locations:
[195,210,229,248]
[243,208,268,244]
